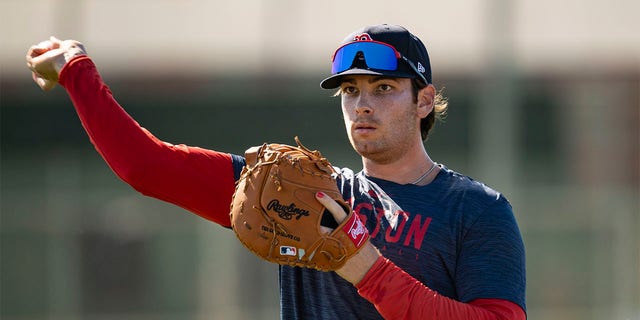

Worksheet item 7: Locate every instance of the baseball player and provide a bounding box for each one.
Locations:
[26,24,526,319]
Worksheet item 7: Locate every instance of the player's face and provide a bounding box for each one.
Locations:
[339,75,427,164]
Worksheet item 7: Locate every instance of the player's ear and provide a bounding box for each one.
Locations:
[417,84,435,119]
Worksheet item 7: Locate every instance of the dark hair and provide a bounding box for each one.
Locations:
[412,79,448,141]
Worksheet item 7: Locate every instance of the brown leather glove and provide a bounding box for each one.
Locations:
[230,137,369,271]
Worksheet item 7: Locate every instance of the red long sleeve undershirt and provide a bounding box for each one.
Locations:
[58,56,525,320]
[357,257,526,319]
[59,56,235,227]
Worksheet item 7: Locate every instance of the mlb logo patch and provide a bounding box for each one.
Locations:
[280,246,297,256]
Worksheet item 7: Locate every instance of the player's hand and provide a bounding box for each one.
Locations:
[26,36,86,91]
[315,192,381,284]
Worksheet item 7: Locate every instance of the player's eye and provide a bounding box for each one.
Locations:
[341,86,358,95]
[377,84,393,92]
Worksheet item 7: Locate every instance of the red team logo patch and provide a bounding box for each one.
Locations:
[353,33,372,41]
[342,214,368,248]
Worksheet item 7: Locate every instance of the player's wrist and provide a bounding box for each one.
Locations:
[336,241,381,285]
[49,40,87,77]
[58,42,87,73]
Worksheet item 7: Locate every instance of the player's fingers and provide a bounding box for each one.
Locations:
[27,48,63,71]
[37,79,55,91]
[31,38,56,53]
[26,45,49,60]
[27,46,47,57]
[49,36,62,47]
[31,72,56,91]
[315,192,348,222]
[320,226,332,234]
[34,76,50,91]
[26,36,64,60]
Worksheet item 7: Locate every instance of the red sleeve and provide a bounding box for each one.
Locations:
[58,56,235,227]
[356,257,526,320]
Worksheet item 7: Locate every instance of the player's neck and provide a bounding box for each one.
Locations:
[362,144,437,185]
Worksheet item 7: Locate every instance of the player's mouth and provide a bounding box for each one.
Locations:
[353,122,377,134]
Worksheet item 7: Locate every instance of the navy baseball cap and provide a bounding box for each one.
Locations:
[320,24,432,89]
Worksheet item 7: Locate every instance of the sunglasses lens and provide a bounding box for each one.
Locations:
[331,42,398,74]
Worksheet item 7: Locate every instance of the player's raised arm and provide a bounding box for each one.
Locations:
[26,37,237,227]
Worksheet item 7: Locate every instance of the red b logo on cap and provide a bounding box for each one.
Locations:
[353,33,372,41]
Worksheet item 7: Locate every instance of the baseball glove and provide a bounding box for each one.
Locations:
[230,137,369,271]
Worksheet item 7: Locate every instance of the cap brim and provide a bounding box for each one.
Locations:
[320,68,416,89]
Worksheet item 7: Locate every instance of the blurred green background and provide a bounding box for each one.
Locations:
[2,1,638,319]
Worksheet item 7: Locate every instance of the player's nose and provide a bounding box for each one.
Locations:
[354,93,373,115]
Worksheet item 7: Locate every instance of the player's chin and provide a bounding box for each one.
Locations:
[353,141,398,164]
[352,141,379,158]
[348,132,378,153]
[349,129,378,146]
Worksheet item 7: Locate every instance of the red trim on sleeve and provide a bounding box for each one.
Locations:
[356,257,526,320]
[469,299,526,320]
[59,57,236,227]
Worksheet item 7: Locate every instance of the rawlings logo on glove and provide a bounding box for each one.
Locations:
[230,137,369,271]
[266,199,310,220]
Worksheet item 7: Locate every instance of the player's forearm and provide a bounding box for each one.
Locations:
[59,56,157,178]
[58,57,235,226]
[356,257,526,320]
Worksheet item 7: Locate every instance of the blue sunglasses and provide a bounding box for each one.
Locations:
[331,40,427,84]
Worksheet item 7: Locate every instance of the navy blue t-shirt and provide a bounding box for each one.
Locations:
[231,156,526,319]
